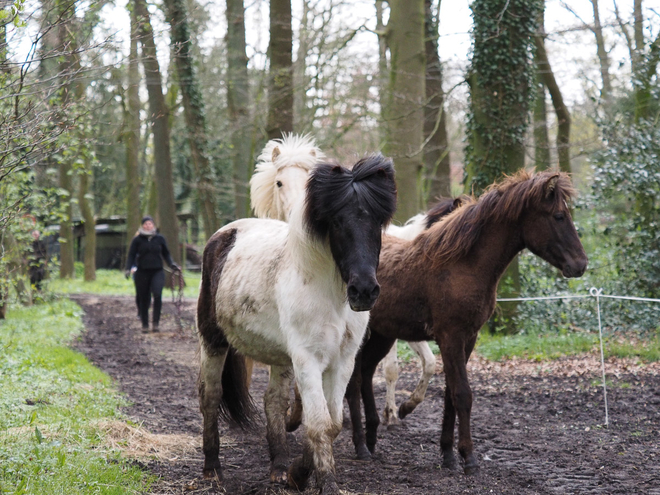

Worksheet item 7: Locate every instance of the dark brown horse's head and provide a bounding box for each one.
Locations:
[520,173,588,278]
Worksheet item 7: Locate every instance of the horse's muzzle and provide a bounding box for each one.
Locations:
[347,281,381,312]
[562,256,588,278]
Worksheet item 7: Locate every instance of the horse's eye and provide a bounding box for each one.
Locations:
[276,181,283,188]
[554,213,565,221]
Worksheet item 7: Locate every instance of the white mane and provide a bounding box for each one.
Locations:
[250,134,324,220]
[386,213,427,240]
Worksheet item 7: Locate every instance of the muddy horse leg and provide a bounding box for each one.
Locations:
[398,340,437,419]
[345,350,371,460]
[198,344,229,480]
[361,333,396,455]
[381,342,400,427]
[440,335,479,475]
[286,382,303,432]
[265,365,294,484]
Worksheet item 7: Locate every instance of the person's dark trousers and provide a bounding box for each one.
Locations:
[134,268,165,328]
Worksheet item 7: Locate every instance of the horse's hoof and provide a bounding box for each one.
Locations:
[270,469,288,484]
[382,408,400,427]
[398,401,415,419]
[202,467,222,481]
[441,452,458,471]
[366,441,377,455]
[318,472,340,495]
[464,463,480,476]
[287,457,311,492]
[356,444,372,461]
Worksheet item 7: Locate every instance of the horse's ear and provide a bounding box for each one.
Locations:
[544,174,559,199]
[452,197,463,209]
[332,165,343,174]
[272,147,281,161]
[310,149,316,157]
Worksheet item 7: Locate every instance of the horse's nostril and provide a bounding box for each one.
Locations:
[370,285,380,301]
[347,285,359,300]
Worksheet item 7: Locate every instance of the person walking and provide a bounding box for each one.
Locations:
[125,216,179,332]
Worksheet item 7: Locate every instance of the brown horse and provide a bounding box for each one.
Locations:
[345,170,588,474]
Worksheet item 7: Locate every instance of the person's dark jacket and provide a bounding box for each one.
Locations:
[126,233,175,271]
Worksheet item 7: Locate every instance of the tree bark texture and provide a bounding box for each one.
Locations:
[56,0,76,279]
[423,0,451,203]
[376,0,388,145]
[533,3,550,170]
[266,0,293,140]
[165,0,219,236]
[590,0,612,101]
[125,4,141,254]
[535,35,571,173]
[226,0,252,219]
[78,167,96,281]
[134,0,181,265]
[385,0,426,223]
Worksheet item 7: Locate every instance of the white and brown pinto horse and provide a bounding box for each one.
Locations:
[196,155,397,494]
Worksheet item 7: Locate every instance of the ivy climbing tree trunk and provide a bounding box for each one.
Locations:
[165,0,219,236]
[423,0,451,204]
[266,0,293,140]
[125,3,141,254]
[134,0,181,266]
[226,0,252,219]
[385,0,425,223]
[465,0,541,333]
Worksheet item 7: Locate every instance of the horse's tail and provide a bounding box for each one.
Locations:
[217,347,258,429]
[198,228,258,429]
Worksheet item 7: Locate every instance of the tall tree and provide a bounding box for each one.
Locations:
[134,0,181,265]
[266,0,293,140]
[165,0,219,236]
[464,0,541,332]
[56,0,76,279]
[422,0,451,204]
[78,159,96,281]
[125,3,141,253]
[533,5,550,170]
[590,0,612,101]
[385,0,426,222]
[535,26,571,173]
[226,0,252,219]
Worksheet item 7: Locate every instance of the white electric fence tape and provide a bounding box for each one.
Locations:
[497,288,660,427]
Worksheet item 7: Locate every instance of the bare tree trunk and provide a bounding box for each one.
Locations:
[266,0,293,140]
[376,0,388,145]
[226,0,252,219]
[125,5,141,255]
[57,0,75,279]
[0,19,8,72]
[165,0,219,236]
[535,35,571,173]
[590,0,612,101]
[423,0,451,203]
[385,0,426,223]
[78,167,96,281]
[293,0,310,131]
[534,4,550,169]
[134,0,181,265]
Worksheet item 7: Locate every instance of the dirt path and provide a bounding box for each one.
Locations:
[71,295,660,494]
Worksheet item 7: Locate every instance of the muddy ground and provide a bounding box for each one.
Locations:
[71,295,660,494]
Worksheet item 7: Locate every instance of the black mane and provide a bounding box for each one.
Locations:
[304,154,397,240]
[424,195,471,230]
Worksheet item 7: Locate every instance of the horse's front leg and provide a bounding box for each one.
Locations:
[345,351,371,460]
[198,345,229,480]
[440,334,479,475]
[265,364,294,484]
[287,358,339,495]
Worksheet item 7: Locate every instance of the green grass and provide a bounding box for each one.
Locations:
[397,330,660,363]
[48,264,200,299]
[0,301,154,494]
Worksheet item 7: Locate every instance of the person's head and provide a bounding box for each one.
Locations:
[31,230,40,241]
[141,216,155,232]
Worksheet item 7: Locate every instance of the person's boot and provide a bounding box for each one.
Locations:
[141,325,150,334]
[152,322,159,332]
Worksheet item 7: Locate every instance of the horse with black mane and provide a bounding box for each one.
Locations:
[196,154,396,494]
[345,170,588,473]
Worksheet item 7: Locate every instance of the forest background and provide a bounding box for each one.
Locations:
[1,0,660,336]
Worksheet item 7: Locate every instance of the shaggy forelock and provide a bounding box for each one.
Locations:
[304,154,397,240]
[422,169,576,266]
[250,134,324,219]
